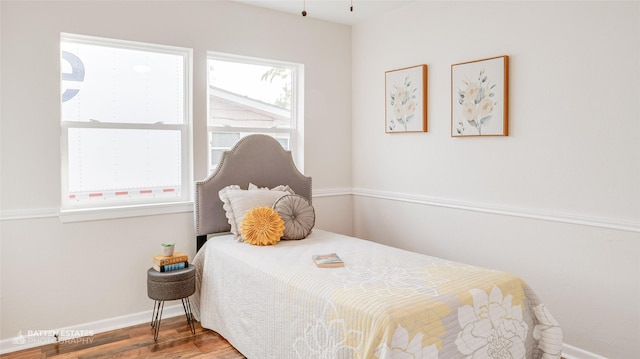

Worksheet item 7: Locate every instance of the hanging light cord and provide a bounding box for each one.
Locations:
[301,0,354,17]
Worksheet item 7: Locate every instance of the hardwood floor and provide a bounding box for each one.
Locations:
[1,317,245,359]
[2,318,568,359]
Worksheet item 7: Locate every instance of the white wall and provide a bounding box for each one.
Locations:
[351,2,639,358]
[2,1,639,358]
[0,0,352,344]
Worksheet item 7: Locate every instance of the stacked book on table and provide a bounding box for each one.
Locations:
[153,251,189,272]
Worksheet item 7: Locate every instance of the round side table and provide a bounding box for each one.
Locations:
[147,265,196,341]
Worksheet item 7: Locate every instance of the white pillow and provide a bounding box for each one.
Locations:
[219,185,294,241]
[248,183,294,193]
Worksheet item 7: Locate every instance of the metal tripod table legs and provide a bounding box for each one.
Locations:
[150,297,196,341]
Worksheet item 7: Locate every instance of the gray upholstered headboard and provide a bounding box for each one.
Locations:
[194,134,312,250]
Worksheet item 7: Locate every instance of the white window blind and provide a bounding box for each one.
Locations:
[61,34,192,210]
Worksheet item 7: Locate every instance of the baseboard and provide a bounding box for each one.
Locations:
[562,343,609,359]
[0,304,184,354]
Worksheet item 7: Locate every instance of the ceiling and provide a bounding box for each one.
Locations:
[232,0,414,25]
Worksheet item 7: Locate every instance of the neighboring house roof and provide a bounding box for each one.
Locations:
[209,85,289,128]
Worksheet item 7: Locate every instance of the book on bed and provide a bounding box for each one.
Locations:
[312,253,344,268]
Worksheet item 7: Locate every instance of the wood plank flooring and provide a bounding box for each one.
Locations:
[0,317,245,359]
[1,318,568,359]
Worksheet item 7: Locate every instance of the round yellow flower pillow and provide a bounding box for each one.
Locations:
[241,206,285,246]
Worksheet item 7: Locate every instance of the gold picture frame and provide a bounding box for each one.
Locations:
[451,55,508,137]
[385,65,427,133]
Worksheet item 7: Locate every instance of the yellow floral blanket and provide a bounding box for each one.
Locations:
[191,229,562,359]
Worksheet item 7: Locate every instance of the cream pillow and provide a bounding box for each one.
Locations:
[219,185,294,241]
[272,194,315,240]
[248,183,294,193]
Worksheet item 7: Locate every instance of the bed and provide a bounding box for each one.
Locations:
[190,134,563,359]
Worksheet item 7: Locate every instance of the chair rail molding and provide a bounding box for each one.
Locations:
[351,187,640,233]
[2,188,638,233]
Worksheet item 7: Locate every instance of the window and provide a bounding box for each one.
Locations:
[207,52,303,173]
[60,34,192,211]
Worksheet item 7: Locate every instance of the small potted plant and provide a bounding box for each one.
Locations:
[161,242,175,256]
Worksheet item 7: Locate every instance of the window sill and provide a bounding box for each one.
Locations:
[59,201,193,223]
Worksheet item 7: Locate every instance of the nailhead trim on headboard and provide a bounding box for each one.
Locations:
[194,134,312,247]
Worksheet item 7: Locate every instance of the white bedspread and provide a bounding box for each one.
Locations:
[191,229,562,359]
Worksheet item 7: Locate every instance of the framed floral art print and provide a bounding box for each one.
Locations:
[385,65,427,133]
[451,55,509,137]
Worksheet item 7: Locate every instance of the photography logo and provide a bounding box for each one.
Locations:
[11,331,26,345]
[10,329,94,345]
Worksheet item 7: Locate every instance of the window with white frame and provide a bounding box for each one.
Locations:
[207,52,302,173]
[60,34,192,210]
